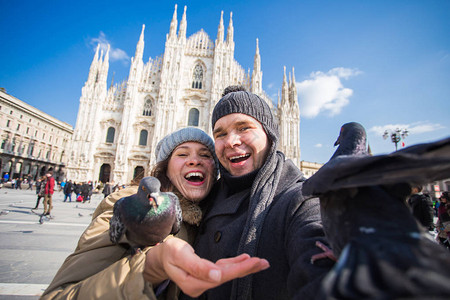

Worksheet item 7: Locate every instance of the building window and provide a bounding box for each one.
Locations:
[29,142,34,156]
[17,124,20,130]
[139,130,148,146]
[26,127,30,134]
[1,139,6,150]
[143,99,152,116]
[188,108,199,126]
[192,64,203,89]
[106,127,115,143]
[6,120,10,127]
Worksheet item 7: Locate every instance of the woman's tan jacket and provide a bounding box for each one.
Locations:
[41,186,193,299]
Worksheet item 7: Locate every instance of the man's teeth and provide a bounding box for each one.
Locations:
[185,172,204,179]
[229,154,250,161]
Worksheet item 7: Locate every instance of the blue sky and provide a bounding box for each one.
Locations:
[1,0,449,164]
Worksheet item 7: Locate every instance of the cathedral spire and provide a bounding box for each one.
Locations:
[99,44,110,84]
[216,11,224,44]
[290,66,298,106]
[253,38,261,72]
[178,5,187,40]
[168,4,178,40]
[282,66,289,106]
[226,12,234,44]
[134,24,145,62]
[87,44,100,83]
[251,38,262,94]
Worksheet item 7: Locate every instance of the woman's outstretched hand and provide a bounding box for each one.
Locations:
[143,236,270,297]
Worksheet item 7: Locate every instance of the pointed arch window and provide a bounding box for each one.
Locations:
[188,108,199,126]
[192,64,203,89]
[143,98,152,116]
[106,127,115,143]
[139,130,148,146]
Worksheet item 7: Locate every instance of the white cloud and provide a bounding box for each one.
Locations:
[90,32,129,63]
[314,143,323,148]
[297,67,361,118]
[369,122,445,136]
[267,82,274,89]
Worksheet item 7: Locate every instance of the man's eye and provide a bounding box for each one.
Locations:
[239,126,250,132]
[215,132,226,138]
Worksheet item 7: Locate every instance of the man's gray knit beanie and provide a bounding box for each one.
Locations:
[155,127,218,168]
[212,88,279,144]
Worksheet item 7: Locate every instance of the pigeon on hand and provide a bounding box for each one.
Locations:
[109,176,182,250]
[303,123,450,299]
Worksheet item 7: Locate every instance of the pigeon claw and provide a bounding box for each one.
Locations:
[310,241,337,264]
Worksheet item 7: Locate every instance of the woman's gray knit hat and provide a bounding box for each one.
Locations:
[155,127,218,169]
[212,88,279,144]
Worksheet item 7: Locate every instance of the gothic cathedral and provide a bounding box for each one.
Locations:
[66,5,300,185]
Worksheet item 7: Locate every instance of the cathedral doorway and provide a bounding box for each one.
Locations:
[133,166,145,182]
[99,164,111,183]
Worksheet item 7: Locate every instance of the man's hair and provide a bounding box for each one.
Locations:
[413,185,423,192]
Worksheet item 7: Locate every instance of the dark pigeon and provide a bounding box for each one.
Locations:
[303,123,450,299]
[110,176,182,250]
[330,122,368,160]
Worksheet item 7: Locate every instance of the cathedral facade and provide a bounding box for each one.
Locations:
[66,5,301,185]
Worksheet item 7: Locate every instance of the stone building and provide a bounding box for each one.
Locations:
[300,161,324,178]
[0,89,73,182]
[66,5,301,185]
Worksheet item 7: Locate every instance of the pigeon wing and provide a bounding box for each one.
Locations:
[304,137,450,196]
[109,197,126,244]
[168,192,182,235]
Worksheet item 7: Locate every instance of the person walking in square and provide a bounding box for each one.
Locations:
[63,180,74,202]
[43,170,55,216]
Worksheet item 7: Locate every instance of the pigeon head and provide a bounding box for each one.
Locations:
[331,122,368,159]
[137,177,164,211]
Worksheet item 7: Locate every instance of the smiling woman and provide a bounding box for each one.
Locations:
[167,142,216,202]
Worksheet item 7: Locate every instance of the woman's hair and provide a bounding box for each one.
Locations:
[150,158,173,192]
[150,157,185,200]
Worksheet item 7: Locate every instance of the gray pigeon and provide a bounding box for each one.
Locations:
[330,122,368,160]
[303,123,450,299]
[109,176,182,249]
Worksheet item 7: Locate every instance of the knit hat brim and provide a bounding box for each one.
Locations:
[212,91,279,145]
[155,127,219,174]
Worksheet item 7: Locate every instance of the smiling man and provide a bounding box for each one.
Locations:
[189,86,333,300]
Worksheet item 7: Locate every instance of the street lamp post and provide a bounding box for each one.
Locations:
[383,128,408,151]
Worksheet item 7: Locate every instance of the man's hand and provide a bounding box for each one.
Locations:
[144,237,269,297]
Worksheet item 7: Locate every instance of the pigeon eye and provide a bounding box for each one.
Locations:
[142,186,147,192]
